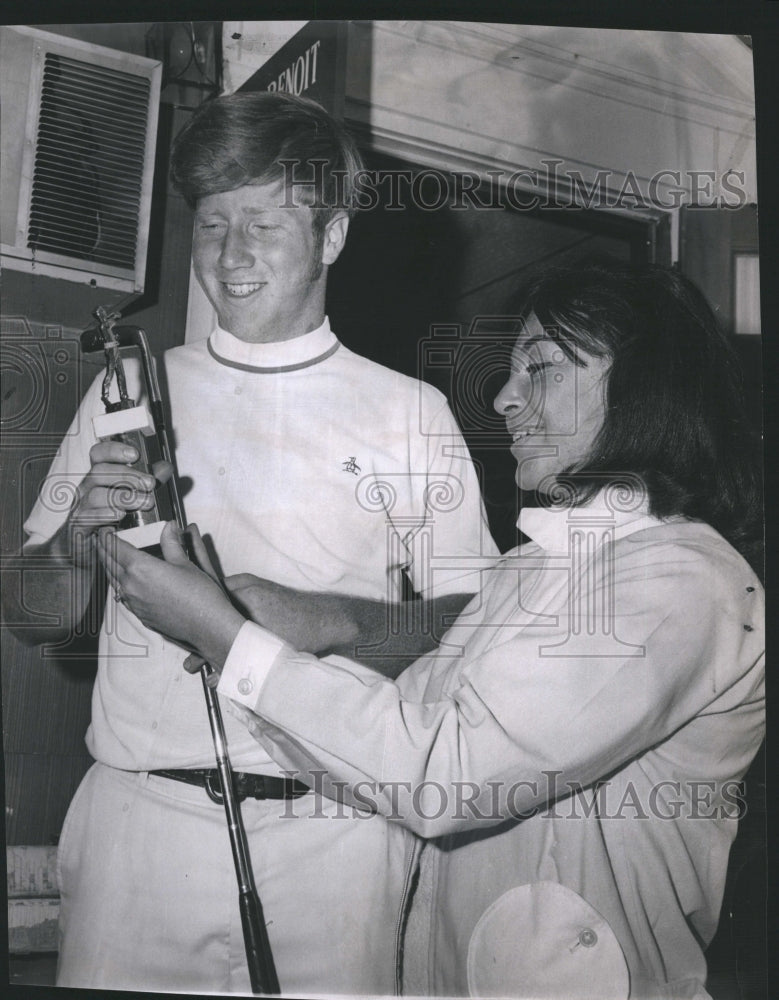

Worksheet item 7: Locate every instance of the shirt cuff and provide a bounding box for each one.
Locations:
[217,620,288,711]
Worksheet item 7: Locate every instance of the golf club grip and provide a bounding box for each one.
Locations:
[240,887,281,995]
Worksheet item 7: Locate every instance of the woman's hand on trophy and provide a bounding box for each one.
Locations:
[96,521,245,667]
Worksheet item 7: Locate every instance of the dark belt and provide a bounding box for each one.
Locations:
[149,768,310,805]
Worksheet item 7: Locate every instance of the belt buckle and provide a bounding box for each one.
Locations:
[204,771,225,805]
[204,770,266,804]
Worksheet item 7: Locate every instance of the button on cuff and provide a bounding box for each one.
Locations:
[219,621,288,708]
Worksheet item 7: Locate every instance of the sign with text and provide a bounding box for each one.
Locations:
[239,21,349,120]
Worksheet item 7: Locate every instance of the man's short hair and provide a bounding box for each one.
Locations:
[170,91,364,236]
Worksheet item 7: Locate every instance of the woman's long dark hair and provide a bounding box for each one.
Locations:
[517,259,762,571]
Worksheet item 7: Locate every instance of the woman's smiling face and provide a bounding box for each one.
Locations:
[493,312,612,494]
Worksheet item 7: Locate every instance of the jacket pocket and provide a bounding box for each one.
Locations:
[467,880,630,998]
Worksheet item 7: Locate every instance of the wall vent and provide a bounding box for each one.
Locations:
[1,26,161,293]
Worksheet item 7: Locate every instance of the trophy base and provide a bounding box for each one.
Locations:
[116,519,166,549]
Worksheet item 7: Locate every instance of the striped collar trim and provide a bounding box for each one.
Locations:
[207,338,340,373]
[207,319,339,373]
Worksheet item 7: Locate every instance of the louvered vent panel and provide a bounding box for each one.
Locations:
[28,54,151,269]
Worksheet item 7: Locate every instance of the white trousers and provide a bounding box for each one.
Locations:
[55,763,413,996]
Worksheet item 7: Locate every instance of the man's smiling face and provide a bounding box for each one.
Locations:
[192,180,347,344]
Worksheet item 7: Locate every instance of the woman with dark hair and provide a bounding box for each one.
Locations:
[510,261,762,571]
[101,260,764,999]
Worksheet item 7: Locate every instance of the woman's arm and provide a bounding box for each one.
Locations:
[98,523,475,680]
[215,536,763,837]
